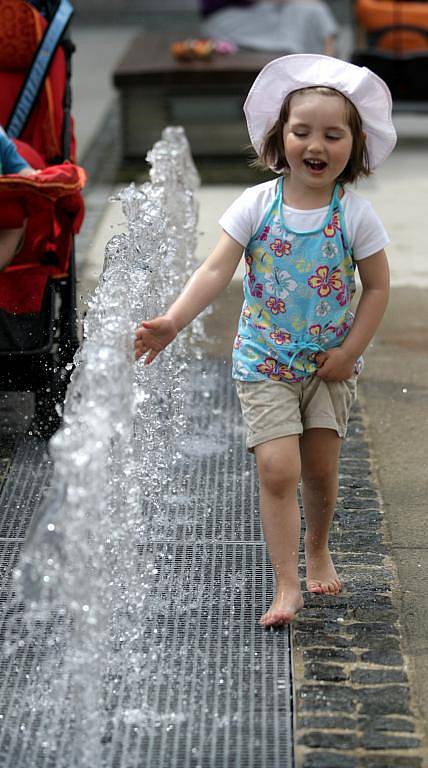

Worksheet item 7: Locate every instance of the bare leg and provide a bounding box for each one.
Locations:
[300,428,342,595]
[0,225,26,271]
[255,435,304,627]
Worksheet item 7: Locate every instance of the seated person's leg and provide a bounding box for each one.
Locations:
[0,223,26,271]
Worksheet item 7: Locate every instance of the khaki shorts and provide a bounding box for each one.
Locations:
[235,374,357,451]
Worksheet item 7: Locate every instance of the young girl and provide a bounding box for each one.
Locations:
[0,126,34,271]
[135,55,396,628]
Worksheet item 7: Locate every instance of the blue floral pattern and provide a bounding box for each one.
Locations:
[232,179,358,382]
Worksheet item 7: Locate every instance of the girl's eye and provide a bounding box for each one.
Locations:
[326,135,340,141]
[293,131,307,138]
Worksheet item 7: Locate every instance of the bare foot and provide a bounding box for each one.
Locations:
[259,587,304,627]
[305,547,341,595]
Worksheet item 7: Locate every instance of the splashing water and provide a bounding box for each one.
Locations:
[2,128,222,768]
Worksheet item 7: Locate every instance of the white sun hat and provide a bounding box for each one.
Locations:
[244,54,397,169]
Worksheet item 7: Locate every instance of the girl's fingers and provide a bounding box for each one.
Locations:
[135,337,151,360]
[134,339,147,352]
[136,327,153,339]
[144,349,159,365]
[315,351,328,366]
[141,318,162,330]
[135,321,154,338]
[316,361,333,379]
[135,347,154,363]
[135,344,147,360]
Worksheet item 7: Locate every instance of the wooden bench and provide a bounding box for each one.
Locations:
[113,32,277,162]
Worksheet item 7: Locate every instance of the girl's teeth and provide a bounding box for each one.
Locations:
[306,160,326,169]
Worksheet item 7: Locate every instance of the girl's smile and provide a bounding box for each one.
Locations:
[282,90,353,206]
[303,158,328,174]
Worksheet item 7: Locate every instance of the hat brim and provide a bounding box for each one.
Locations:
[244,54,397,169]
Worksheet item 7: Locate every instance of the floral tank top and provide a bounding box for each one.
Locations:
[232,178,357,382]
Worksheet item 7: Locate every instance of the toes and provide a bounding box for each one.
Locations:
[259,610,294,627]
[307,579,341,595]
[259,611,276,626]
[260,613,282,627]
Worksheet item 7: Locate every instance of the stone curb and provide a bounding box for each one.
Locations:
[293,402,425,768]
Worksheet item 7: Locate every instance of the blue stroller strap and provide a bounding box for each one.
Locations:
[6,0,74,139]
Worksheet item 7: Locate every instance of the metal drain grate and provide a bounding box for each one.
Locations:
[96,543,293,768]
[0,364,295,768]
[0,437,51,541]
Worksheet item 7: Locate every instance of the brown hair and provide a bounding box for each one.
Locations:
[253,86,371,184]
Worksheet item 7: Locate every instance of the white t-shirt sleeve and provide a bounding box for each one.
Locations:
[218,187,256,248]
[345,193,390,261]
[219,180,277,247]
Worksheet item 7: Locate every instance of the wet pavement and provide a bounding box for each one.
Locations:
[1,19,428,768]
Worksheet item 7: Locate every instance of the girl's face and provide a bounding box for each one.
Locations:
[282,91,353,198]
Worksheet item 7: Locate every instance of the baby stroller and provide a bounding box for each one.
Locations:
[352,0,428,105]
[0,0,85,436]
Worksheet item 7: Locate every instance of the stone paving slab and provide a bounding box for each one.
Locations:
[294,403,424,768]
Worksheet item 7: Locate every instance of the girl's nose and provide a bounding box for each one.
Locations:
[307,137,324,153]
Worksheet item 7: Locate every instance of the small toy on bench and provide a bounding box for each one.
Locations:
[170,38,237,62]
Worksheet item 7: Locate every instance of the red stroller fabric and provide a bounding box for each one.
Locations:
[0,0,76,162]
[0,0,85,317]
[0,162,86,314]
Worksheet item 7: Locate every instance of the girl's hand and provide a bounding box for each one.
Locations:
[134,316,178,364]
[315,348,355,382]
